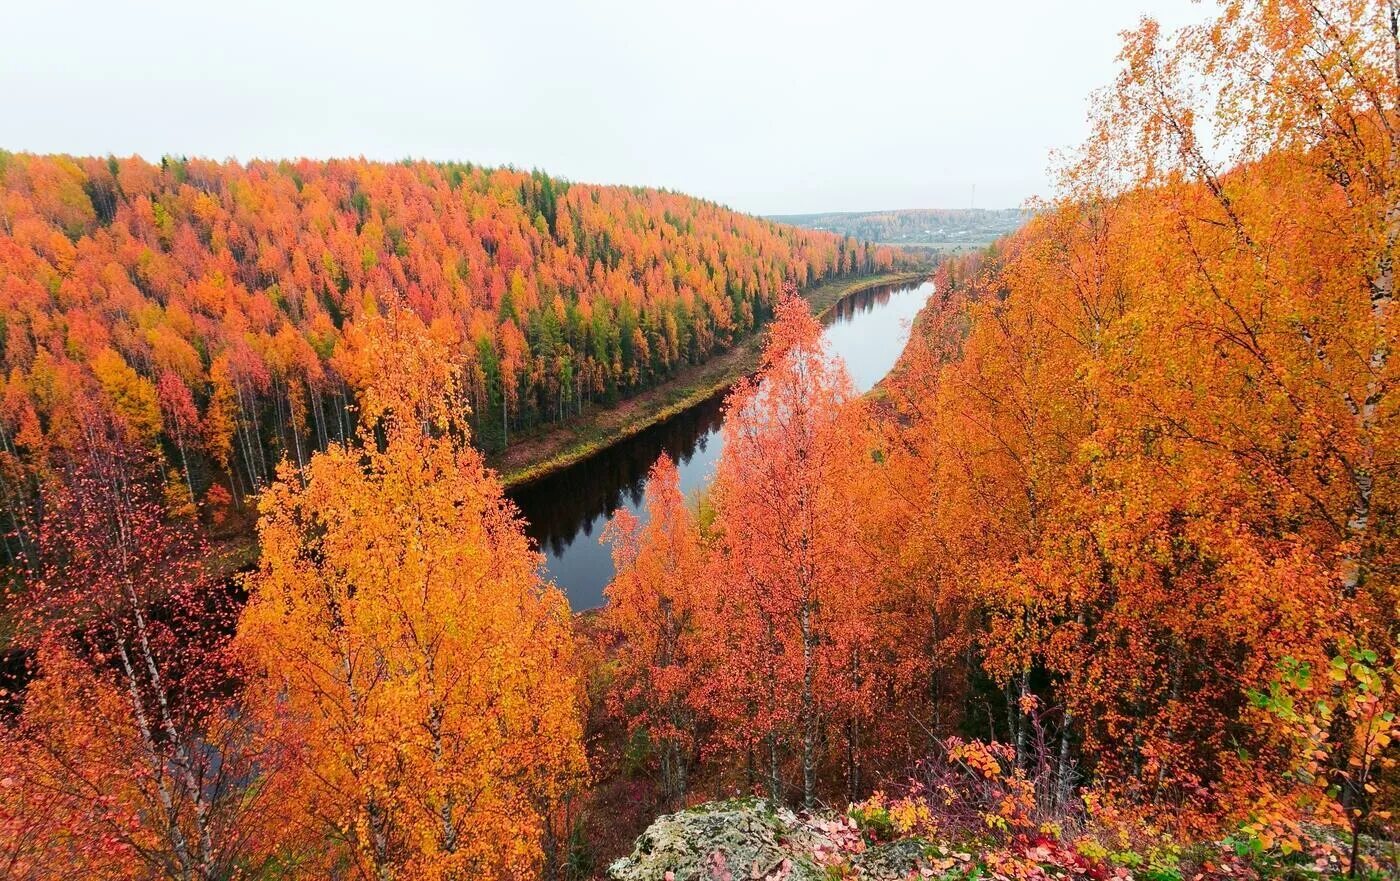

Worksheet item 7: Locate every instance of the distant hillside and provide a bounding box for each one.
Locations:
[771,208,1029,249]
[0,154,912,528]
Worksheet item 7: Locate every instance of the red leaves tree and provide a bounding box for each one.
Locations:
[0,399,286,879]
[603,454,706,806]
[705,291,874,808]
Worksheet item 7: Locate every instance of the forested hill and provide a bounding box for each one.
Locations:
[771,207,1028,248]
[0,153,907,542]
[1,1,1398,877]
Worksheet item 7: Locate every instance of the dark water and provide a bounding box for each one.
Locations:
[509,279,933,609]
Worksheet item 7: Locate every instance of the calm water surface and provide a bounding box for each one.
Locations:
[509,279,933,609]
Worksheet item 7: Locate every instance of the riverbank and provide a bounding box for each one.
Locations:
[490,271,929,488]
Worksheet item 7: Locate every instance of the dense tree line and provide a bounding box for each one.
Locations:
[0,153,903,555]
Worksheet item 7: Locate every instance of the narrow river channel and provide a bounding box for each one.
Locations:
[509,278,934,609]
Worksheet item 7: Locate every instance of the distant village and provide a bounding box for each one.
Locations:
[772,207,1029,249]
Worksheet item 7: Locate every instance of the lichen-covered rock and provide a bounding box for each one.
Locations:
[607,798,834,881]
[608,798,935,881]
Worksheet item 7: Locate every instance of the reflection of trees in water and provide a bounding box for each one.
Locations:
[826,282,895,324]
[510,392,725,557]
[508,279,916,559]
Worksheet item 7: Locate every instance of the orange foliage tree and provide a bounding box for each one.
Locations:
[602,454,707,807]
[604,292,891,809]
[860,0,1398,844]
[236,311,586,880]
[593,0,1400,849]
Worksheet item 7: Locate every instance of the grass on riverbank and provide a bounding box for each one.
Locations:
[490,271,930,488]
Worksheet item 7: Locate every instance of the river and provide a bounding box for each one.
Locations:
[509,278,934,609]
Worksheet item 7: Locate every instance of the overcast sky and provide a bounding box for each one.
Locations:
[1,0,1207,215]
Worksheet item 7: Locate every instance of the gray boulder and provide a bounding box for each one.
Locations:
[609,798,936,881]
[608,798,831,881]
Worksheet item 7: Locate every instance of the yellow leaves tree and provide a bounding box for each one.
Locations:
[91,347,163,448]
[237,310,586,881]
[203,354,241,501]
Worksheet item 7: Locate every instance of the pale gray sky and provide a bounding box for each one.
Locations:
[1,0,1206,214]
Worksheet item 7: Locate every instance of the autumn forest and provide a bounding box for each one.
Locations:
[0,1,1397,880]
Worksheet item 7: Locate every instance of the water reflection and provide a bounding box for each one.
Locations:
[511,393,725,560]
[509,279,932,610]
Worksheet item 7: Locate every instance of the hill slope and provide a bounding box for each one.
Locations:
[0,153,907,541]
[770,207,1028,248]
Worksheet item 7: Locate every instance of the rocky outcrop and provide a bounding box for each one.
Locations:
[608,798,935,881]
